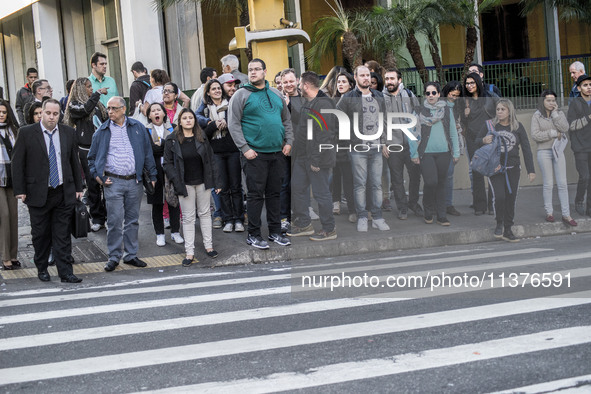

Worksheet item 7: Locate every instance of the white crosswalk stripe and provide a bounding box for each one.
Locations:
[1,246,589,392]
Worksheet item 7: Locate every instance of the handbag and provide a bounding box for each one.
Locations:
[164,175,179,207]
[142,168,155,195]
[71,200,90,238]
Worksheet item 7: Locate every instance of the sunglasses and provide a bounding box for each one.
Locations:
[424,91,438,96]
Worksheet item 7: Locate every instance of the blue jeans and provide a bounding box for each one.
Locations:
[350,149,383,219]
[537,149,570,217]
[291,157,334,232]
[103,177,143,262]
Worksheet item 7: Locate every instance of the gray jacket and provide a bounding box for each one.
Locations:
[382,88,421,145]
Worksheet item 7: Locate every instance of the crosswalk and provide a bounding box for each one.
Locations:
[1,244,590,393]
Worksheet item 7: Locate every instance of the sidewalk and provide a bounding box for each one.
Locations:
[12,184,591,271]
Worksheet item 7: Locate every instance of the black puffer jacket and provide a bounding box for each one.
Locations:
[68,91,107,147]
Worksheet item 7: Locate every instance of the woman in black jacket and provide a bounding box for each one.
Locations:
[63,77,108,231]
[477,98,535,242]
[146,102,182,247]
[163,108,221,266]
[461,72,497,216]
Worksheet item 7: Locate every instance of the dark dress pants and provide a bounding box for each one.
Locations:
[79,148,106,225]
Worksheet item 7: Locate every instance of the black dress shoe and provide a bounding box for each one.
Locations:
[38,271,51,282]
[104,260,119,272]
[61,274,83,283]
[123,257,147,268]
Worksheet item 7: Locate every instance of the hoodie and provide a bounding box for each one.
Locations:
[228,81,293,154]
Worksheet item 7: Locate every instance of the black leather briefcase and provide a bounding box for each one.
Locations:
[71,200,90,238]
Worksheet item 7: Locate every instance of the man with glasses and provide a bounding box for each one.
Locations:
[89,52,119,107]
[88,97,156,272]
[228,58,293,249]
[23,79,52,125]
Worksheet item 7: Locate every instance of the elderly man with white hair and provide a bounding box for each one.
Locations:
[569,61,586,103]
[221,54,248,86]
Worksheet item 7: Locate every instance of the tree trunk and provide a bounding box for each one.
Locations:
[427,31,445,84]
[406,33,428,84]
[463,26,478,77]
[342,31,362,71]
[383,50,398,69]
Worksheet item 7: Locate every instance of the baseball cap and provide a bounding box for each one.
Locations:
[218,73,238,85]
[576,74,591,86]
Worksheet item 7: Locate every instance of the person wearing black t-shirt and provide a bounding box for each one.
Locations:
[163,108,221,266]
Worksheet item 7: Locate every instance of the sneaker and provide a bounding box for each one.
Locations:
[163,218,171,229]
[357,217,368,232]
[213,216,223,229]
[382,198,393,212]
[104,260,119,272]
[397,209,408,220]
[268,233,291,246]
[309,207,320,220]
[246,234,269,250]
[309,229,337,241]
[156,234,166,247]
[287,223,314,237]
[424,215,434,224]
[206,249,219,258]
[494,223,503,238]
[409,204,424,216]
[182,257,193,267]
[333,201,341,215]
[90,223,103,232]
[223,222,234,233]
[234,222,245,232]
[281,218,291,234]
[348,213,357,223]
[446,206,461,216]
[372,218,390,231]
[436,217,450,226]
[502,229,519,242]
[575,201,585,216]
[171,232,184,244]
[124,257,148,267]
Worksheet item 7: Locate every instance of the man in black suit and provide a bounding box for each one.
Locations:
[12,99,84,283]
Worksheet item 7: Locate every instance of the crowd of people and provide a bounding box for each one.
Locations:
[1,51,590,282]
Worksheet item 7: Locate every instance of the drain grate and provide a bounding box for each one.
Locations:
[17,240,108,266]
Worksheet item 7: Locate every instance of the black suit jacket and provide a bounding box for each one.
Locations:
[12,123,83,207]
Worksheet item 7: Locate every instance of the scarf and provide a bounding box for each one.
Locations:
[208,99,229,139]
[419,100,447,126]
[0,125,16,188]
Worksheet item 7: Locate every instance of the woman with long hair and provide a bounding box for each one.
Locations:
[163,108,221,266]
[0,100,20,270]
[146,102,183,246]
[416,82,460,226]
[63,77,109,231]
[196,79,245,233]
[531,90,576,226]
[441,81,464,216]
[26,101,43,124]
[478,99,535,242]
[461,72,497,215]
[320,66,346,97]
[334,71,354,98]
[142,69,190,116]
[371,72,384,92]
[162,82,183,125]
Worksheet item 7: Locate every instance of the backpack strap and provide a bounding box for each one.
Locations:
[141,80,151,88]
[489,84,494,93]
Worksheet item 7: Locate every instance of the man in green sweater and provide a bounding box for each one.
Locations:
[228,58,294,249]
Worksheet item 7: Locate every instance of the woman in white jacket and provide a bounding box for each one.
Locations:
[531,90,577,226]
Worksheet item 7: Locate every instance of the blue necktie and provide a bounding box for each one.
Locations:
[45,130,59,188]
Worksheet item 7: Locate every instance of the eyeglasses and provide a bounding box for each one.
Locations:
[248,67,263,73]
[424,91,438,96]
[162,89,175,94]
[107,106,124,112]
[465,81,476,86]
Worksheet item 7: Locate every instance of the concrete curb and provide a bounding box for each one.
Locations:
[212,218,591,267]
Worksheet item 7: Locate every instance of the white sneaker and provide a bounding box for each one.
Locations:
[223,222,234,233]
[163,218,171,229]
[372,218,390,231]
[90,223,102,232]
[309,207,320,220]
[171,232,184,244]
[332,201,340,215]
[156,234,166,246]
[357,217,368,232]
[234,222,245,232]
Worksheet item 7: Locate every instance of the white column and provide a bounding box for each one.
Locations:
[0,33,7,101]
[293,0,305,74]
[119,0,165,85]
[31,0,65,98]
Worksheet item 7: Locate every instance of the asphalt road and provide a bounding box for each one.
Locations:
[1,232,590,393]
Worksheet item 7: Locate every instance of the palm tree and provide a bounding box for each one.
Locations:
[520,0,591,24]
[306,0,368,71]
[363,6,409,70]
